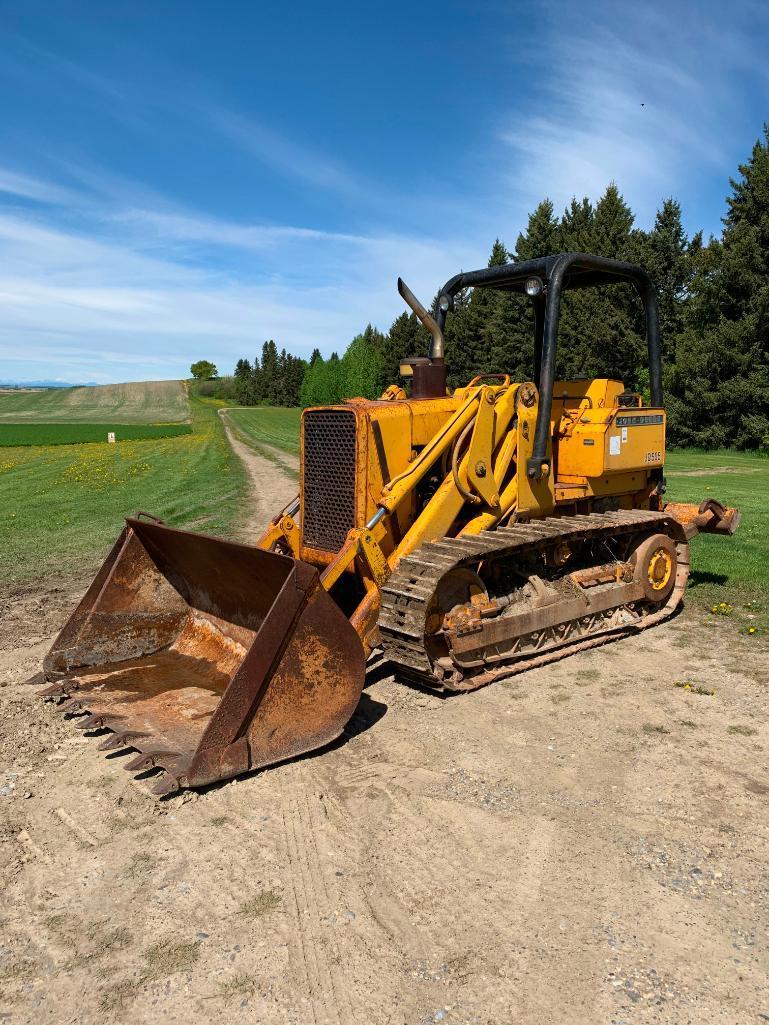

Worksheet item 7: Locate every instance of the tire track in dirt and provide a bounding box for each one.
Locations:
[277,762,358,1025]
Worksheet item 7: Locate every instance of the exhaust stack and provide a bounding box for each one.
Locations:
[397,277,447,397]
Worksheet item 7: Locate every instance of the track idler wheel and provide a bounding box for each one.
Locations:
[631,533,678,603]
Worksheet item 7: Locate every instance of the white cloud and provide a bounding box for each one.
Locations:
[0,167,82,206]
[0,198,475,382]
[203,104,375,206]
[498,2,768,228]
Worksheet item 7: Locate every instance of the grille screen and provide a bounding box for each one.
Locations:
[302,409,357,552]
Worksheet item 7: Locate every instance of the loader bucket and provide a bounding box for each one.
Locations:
[41,518,366,794]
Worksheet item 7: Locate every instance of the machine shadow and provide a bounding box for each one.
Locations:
[150,689,390,799]
[689,569,730,589]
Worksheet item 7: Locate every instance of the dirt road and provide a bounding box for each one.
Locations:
[1,454,767,1025]
[218,410,297,539]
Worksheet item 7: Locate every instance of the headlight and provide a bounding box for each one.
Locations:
[524,276,543,297]
[438,295,450,312]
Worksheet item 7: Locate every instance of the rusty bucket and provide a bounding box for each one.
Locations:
[40,518,366,794]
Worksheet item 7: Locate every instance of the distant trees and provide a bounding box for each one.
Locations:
[190,359,218,380]
[299,325,387,406]
[231,342,307,407]
[195,124,769,448]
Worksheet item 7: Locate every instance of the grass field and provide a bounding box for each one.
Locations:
[224,406,300,481]
[0,397,248,588]
[0,380,189,423]
[0,422,192,447]
[665,449,768,628]
[225,406,301,455]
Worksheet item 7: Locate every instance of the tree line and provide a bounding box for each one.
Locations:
[196,125,769,450]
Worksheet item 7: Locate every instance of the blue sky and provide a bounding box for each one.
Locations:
[0,0,767,384]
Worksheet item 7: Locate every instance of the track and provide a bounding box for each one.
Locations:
[379,509,690,690]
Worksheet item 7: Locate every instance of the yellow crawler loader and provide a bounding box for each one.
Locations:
[38,253,740,794]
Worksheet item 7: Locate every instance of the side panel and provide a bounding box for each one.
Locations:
[604,410,665,472]
[558,407,665,477]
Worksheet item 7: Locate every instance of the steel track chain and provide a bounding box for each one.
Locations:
[378,509,687,689]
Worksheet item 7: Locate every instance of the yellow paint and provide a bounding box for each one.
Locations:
[466,387,500,508]
[285,375,667,625]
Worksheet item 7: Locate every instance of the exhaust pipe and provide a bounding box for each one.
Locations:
[397,277,445,360]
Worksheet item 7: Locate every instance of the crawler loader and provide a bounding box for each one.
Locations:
[37,253,740,794]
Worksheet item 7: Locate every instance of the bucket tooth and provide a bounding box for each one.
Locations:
[150,773,182,797]
[124,750,181,773]
[25,671,47,687]
[98,732,148,752]
[74,712,123,731]
[39,682,69,699]
[57,697,87,714]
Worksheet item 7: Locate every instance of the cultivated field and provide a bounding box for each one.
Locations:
[0,380,190,423]
[0,397,247,588]
[0,422,191,447]
[0,389,767,1024]
[223,406,300,455]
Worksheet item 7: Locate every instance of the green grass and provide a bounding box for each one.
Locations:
[0,422,192,447]
[225,406,300,455]
[665,449,769,601]
[0,397,248,588]
[0,380,189,423]
[224,406,300,481]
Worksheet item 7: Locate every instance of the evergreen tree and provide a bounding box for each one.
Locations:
[259,340,280,404]
[669,126,769,448]
[514,199,560,261]
[448,239,510,385]
[283,354,307,406]
[554,187,645,387]
[233,358,254,405]
[559,197,594,252]
[634,198,697,346]
[341,326,385,399]
[592,183,634,258]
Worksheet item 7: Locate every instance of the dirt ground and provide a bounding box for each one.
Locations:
[1,453,767,1025]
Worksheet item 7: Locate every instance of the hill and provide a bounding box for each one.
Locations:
[0,380,189,423]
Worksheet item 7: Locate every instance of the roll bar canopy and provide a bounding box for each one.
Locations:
[434,252,663,480]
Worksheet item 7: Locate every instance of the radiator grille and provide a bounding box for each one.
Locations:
[302,409,357,552]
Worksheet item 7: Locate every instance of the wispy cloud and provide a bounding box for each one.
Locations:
[205,104,372,203]
[0,167,82,206]
[113,208,362,250]
[0,193,473,382]
[498,2,769,228]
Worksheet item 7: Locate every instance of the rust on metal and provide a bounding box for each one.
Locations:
[41,518,365,793]
[664,499,741,538]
